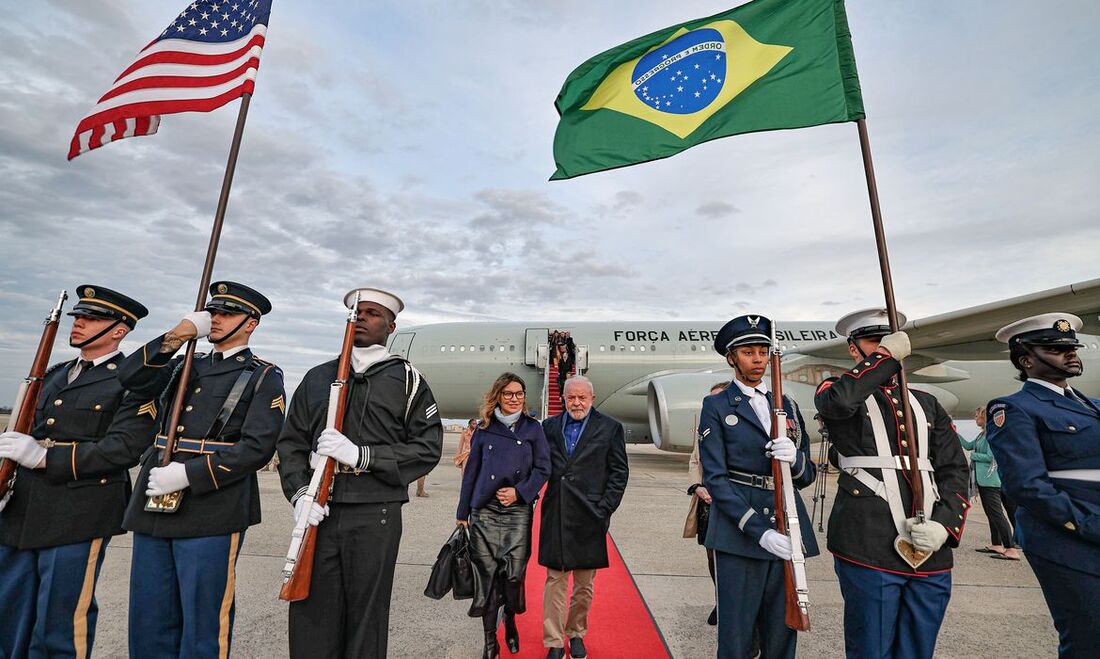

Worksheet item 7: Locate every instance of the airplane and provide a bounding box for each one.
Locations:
[386,279,1100,453]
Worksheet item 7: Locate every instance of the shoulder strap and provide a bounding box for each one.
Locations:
[203,359,261,440]
[403,361,422,422]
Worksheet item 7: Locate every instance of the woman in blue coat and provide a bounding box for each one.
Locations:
[457,373,551,659]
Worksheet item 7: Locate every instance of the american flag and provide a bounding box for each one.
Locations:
[68,0,273,160]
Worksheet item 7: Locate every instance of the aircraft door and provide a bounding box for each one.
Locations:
[389,332,415,359]
[524,328,548,366]
[575,345,589,373]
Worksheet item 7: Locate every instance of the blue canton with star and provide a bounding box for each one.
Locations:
[632,28,727,115]
[157,0,272,43]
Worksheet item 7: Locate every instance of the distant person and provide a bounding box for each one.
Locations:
[960,407,1019,559]
[987,314,1100,658]
[0,285,154,659]
[553,340,576,401]
[456,373,551,658]
[415,475,429,498]
[540,376,628,659]
[815,309,968,659]
[454,419,478,472]
[683,381,730,626]
[699,315,817,659]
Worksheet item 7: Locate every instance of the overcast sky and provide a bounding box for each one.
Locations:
[1,0,1097,397]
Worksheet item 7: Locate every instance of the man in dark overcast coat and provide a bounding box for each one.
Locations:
[539,375,629,659]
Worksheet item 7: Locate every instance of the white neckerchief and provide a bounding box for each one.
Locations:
[494,407,522,431]
[734,378,771,434]
[352,344,390,373]
[68,349,121,384]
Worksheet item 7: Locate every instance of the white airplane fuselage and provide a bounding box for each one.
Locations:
[388,321,1100,452]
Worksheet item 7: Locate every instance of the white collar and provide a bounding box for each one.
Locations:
[734,378,768,397]
[1028,377,1071,396]
[79,350,121,366]
[352,344,391,373]
[213,345,249,359]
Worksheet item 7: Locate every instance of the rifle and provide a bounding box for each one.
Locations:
[279,291,360,602]
[769,322,811,632]
[1,290,69,499]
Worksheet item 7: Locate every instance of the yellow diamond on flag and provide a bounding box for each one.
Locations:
[580,20,792,139]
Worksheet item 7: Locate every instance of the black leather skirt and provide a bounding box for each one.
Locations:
[468,499,533,617]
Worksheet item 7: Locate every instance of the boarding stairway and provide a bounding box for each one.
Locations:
[535,334,586,419]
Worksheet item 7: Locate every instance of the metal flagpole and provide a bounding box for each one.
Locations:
[146,93,254,513]
[855,118,930,567]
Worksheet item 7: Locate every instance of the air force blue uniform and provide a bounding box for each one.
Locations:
[698,386,818,659]
[987,383,1100,657]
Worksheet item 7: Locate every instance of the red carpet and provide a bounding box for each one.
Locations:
[498,500,671,658]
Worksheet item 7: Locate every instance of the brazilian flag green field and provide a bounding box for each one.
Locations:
[551,0,864,179]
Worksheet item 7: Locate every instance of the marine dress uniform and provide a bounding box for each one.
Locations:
[276,288,443,659]
[0,286,155,659]
[986,314,1100,658]
[698,315,818,659]
[116,282,285,659]
[814,309,968,659]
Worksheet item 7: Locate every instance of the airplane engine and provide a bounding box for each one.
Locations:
[646,373,730,453]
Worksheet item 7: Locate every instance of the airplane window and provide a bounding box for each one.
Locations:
[489,345,495,352]
[470,345,476,351]
[439,346,445,352]
[691,345,696,352]
[599,345,605,351]
[609,345,616,352]
[629,346,636,352]
[650,344,656,352]
[480,345,485,352]
[459,345,465,352]
[509,345,515,352]
[639,345,646,352]
[619,345,625,352]
[1093,343,1098,350]
[450,345,456,351]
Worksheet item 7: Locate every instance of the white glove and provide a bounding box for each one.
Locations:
[905,519,949,552]
[294,498,329,527]
[765,437,797,464]
[0,491,10,513]
[878,331,911,361]
[316,429,360,469]
[182,311,212,339]
[0,432,47,469]
[145,462,190,496]
[759,529,793,560]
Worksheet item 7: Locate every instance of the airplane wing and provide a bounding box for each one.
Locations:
[794,278,1100,362]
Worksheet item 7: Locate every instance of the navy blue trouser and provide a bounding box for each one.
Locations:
[834,558,951,659]
[128,532,244,659]
[1026,553,1100,658]
[714,550,794,659]
[0,538,109,659]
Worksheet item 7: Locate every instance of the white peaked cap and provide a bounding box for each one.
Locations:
[343,287,405,316]
[835,307,907,338]
[994,313,1083,344]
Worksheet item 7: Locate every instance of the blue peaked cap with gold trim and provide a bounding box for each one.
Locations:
[67,284,148,329]
[205,281,271,318]
[714,314,772,355]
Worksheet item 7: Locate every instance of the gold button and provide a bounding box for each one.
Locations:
[864,361,871,366]
[892,398,899,404]
[896,411,903,417]
[490,474,496,480]
[106,363,117,370]
[194,387,201,394]
[853,369,860,374]
[954,527,960,532]
[46,418,56,426]
[54,399,63,406]
[852,488,861,495]
[901,441,909,448]
[94,404,102,411]
[100,478,108,485]
[185,405,193,412]
[1068,426,1076,432]
[958,514,963,519]
[899,424,906,432]
[176,425,185,433]
[1065,521,1077,531]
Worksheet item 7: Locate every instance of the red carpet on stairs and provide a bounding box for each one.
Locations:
[498,498,671,658]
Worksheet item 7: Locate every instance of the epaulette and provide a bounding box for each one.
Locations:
[815,376,839,395]
[44,360,70,378]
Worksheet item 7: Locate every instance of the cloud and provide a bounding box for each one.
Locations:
[695,200,740,219]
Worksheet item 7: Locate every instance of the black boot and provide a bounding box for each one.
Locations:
[504,612,520,653]
[483,608,501,659]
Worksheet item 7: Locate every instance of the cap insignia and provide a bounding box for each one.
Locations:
[1055,319,1071,333]
[747,316,760,329]
[84,287,96,298]
[217,283,228,294]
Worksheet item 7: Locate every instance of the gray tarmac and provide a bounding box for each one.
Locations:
[77,434,1054,658]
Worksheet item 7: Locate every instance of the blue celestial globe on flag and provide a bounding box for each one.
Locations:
[632,28,727,115]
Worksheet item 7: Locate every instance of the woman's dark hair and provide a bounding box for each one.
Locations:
[1009,344,1030,382]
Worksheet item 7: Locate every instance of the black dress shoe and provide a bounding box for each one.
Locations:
[483,630,500,659]
[546,648,566,659]
[707,606,717,626]
[569,637,587,659]
[504,613,520,653]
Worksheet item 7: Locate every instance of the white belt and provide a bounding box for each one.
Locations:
[1049,469,1100,482]
[839,455,935,472]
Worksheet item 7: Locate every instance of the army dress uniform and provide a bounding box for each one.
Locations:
[698,316,818,659]
[0,286,155,659]
[814,309,968,659]
[116,282,285,659]
[986,314,1100,658]
[276,288,443,659]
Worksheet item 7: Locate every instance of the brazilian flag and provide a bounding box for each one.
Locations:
[551,0,863,179]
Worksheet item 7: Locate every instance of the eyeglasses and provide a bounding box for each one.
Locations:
[500,391,526,400]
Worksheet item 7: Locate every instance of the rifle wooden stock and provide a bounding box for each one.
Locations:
[1,291,68,499]
[770,331,811,632]
[279,298,358,602]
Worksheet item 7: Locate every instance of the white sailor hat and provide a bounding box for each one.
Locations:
[995,313,1083,347]
[343,287,404,317]
[836,308,906,340]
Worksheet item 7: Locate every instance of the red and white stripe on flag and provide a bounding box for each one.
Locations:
[68,24,267,160]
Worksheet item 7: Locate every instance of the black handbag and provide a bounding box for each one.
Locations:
[451,527,476,600]
[424,526,466,600]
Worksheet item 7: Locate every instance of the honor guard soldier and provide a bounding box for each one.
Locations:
[0,285,155,659]
[698,314,818,659]
[116,281,285,659]
[815,309,968,659]
[987,314,1100,658]
[277,287,443,659]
